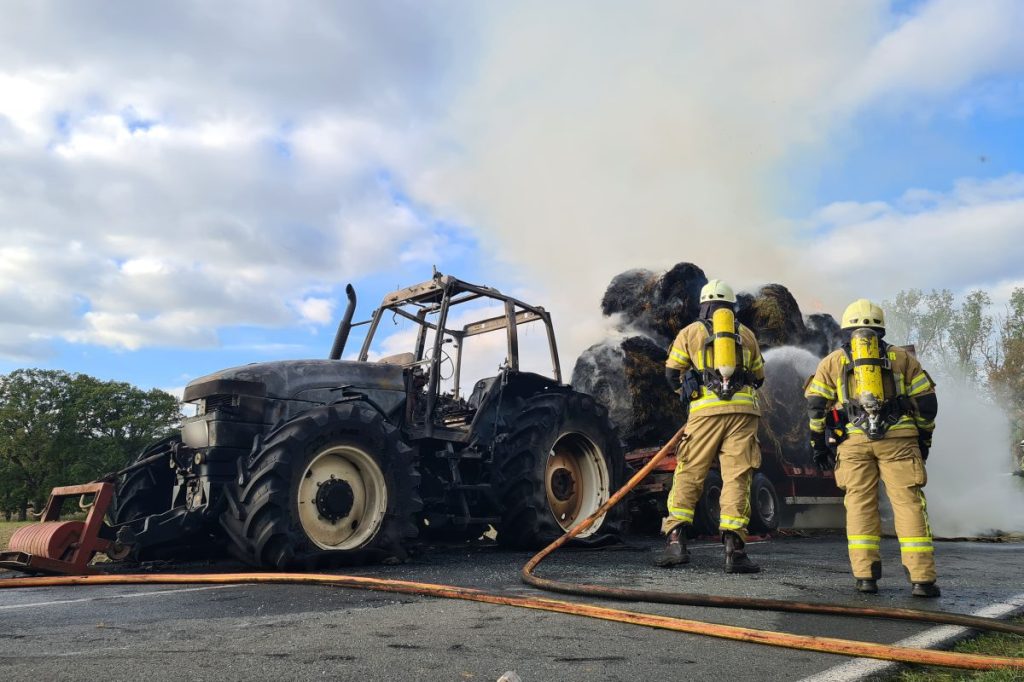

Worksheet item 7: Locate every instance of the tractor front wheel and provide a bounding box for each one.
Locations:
[220,403,421,569]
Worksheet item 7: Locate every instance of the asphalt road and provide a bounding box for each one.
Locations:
[1,535,1021,682]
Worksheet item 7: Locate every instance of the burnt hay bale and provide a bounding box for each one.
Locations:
[650,262,707,341]
[736,283,807,350]
[599,263,707,344]
[600,269,659,321]
[803,313,842,357]
[571,335,686,449]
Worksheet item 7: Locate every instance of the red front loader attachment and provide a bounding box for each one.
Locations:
[0,482,120,576]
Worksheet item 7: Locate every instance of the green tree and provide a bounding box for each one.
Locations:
[65,374,181,482]
[0,369,77,518]
[0,369,181,519]
[987,287,1024,448]
[942,289,993,383]
[884,288,954,358]
[883,288,991,386]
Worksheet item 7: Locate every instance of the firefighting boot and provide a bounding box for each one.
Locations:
[654,527,689,568]
[723,532,760,574]
[912,582,941,598]
[856,561,881,593]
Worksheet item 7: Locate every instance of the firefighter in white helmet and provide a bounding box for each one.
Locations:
[656,279,766,573]
[805,299,940,597]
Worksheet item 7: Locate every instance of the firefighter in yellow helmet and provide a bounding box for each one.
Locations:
[656,279,766,573]
[805,299,940,597]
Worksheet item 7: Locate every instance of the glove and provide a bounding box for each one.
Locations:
[681,369,702,402]
[918,434,932,461]
[810,435,834,471]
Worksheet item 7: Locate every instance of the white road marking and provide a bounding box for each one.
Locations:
[0,584,244,610]
[798,591,1024,682]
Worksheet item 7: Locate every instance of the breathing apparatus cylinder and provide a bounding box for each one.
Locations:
[712,307,737,385]
[850,328,885,433]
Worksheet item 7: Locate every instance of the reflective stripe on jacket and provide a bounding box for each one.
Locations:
[666,320,765,418]
[805,345,935,442]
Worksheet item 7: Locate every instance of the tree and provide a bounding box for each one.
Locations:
[943,290,993,384]
[0,370,77,518]
[883,288,954,358]
[0,369,181,519]
[987,287,1024,445]
[883,288,991,386]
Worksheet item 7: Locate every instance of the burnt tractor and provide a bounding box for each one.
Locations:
[1,272,623,573]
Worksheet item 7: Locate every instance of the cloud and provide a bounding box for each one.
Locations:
[839,0,1024,110]
[796,173,1024,301]
[2,0,1023,367]
[0,1,470,357]
[296,297,335,325]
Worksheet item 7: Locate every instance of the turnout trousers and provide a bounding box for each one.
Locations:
[835,437,937,584]
[661,413,761,541]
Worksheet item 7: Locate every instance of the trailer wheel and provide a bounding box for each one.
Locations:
[493,391,625,549]
[748,472,781,534]
[220,402,421,569]
[694,468,723,536]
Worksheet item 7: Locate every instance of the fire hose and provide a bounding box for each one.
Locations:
[1,427,1022,671]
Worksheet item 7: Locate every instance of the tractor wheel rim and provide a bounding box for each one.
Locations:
[544,432,610,537]
[298,445,388,551]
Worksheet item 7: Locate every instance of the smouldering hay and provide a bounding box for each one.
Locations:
[622,336,688,448]
[573,263,843,456]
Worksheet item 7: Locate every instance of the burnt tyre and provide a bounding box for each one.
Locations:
[110,435,179,526]
[693,468,723,537]
[748,472,782,534]
[110,435,208,560]
[494,391,625,549]
[220,402,421,569]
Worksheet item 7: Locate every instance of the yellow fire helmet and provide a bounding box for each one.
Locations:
[841,298,886,330]
[700,279,736,304]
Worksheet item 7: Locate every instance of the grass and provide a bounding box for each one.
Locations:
[0,520,32,550]
[896,618,1024,681]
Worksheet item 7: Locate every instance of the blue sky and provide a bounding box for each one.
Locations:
[1,1,1023,396]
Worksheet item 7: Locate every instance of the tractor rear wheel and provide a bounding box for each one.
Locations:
[220,403,421,569]
[493,391,625,549]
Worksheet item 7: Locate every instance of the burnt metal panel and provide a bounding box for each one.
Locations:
[183,378,266,402]
[184,359,407,399]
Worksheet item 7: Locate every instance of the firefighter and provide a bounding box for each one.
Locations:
[656,279,766,573]
[805,299,940,597]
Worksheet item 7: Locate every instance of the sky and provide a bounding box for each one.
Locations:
[1,0,1024,397]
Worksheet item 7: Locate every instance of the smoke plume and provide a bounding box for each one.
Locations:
[922,381,1024,536]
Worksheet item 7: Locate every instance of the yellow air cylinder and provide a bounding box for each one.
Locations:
[712,307,737,379]
[850,328,884,404]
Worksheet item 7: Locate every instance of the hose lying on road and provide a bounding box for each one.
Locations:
[1,427,1022,671]
[523,426,1024,637]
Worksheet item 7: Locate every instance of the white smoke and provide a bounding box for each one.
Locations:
[763,346,821,380]
[402,1,1024,373]
[922,383,1024,537]
[762,346,1024,536]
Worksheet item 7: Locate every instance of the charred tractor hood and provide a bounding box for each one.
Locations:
[181,360,410,455]
[183,359,406,403]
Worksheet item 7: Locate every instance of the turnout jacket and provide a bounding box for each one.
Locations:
[805,345,937,445]
[665,321,765,418]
